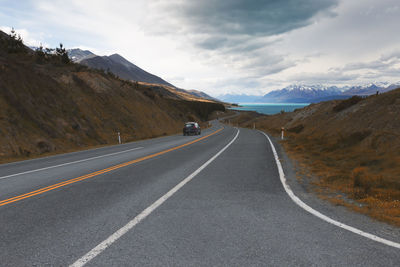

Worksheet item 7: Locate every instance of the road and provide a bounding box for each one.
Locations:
[0,121,399,266]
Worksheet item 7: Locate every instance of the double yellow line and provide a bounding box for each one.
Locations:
[0,128,223,207]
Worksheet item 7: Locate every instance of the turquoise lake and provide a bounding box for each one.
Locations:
[230,103,309,115]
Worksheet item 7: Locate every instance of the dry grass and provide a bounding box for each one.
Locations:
[0,40,225,163]
[231,91,400,226]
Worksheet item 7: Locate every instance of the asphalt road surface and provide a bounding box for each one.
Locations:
[0,121,399,266]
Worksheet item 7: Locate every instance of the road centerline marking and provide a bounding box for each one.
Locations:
[0,128,223,207]
[0,147,144,181]
[70,128,240,267]
[260,130,400,249]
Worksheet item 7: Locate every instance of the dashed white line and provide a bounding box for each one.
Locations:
[0,147,143,180]
[260,130,400,249]
[70,128,240,267]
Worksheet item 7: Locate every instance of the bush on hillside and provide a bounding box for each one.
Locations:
[288,124,304,134]
[0,28,26,54]
[333,96,363,112]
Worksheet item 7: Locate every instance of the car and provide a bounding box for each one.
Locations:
[183,122,201,136]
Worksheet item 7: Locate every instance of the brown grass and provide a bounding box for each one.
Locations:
[231,91,400,226]
[0,37,225,163]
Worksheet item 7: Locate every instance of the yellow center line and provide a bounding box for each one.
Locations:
[0,128,224,207]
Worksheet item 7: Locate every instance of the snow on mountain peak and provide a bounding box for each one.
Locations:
[283,84,333,92]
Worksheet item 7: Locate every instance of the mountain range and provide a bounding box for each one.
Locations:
[67,48,216,101]
[68,48,175,87]
[218,83,400,103]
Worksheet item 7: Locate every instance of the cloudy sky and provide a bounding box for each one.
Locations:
[1,0,400,96]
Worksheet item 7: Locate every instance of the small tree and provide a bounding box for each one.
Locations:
[35,43,46,63]
[7,27,24,53]
[10,27,16,39]
[55,43,70,64]
[45,47,54,55]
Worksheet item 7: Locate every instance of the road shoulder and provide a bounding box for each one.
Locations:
[264,132,400,245]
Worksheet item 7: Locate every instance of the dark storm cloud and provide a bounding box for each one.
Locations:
[158,0,338,77]
[196,36,229,50]
[178,0,338,38]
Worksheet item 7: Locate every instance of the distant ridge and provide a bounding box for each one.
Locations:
[68,48,96,62]
[259,84,341,103]
[68,48,216,101]
[217,82,400,103]
[68,49,175,87]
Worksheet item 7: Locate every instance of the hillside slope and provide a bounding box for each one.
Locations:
[231,90,400,226]
[0,32,224,162]
[68,49,216,102]
[78,53,175,87]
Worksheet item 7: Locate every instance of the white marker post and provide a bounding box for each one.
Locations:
[281,127,285,140]
[118,132,121,144]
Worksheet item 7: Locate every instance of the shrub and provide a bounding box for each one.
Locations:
[339,130,371,147]
[352,167,374,198]
[288,124,304,134]
[333,96,363,112]
[352,167,367,188]
[74,64,88,72]
[55,43,70,64]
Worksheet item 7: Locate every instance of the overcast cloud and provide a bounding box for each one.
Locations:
[0,0,399,96]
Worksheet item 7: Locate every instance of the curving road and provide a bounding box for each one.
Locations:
[0,121,399,266]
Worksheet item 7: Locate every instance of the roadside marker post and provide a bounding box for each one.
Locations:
[253,123,255,129]
[281,127,285,140]
[118,132,121,144]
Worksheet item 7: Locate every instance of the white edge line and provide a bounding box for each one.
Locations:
[70,128,240,267]
[0,147,144,181]
[259,130,400,249]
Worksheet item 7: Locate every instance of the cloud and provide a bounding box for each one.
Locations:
[0,25,49,47]
[2,0,399,95]
[144,0,338,79]
[172,0,338,37]
[380,50,400,62]
[287,71,358,85]
[328,50,400,83]
[284,47,400,87]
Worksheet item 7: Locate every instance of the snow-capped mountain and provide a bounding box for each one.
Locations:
[258,84,342,103]
[67,48,96,62]
[223,82,400,104]
[386,82,400,91]
[343,82,400,96]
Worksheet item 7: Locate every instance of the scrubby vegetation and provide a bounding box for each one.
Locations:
[231,91,400,226]
[0,30,224,163]
[332,95,364,112]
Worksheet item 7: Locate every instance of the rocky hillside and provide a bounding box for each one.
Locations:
[0,31,224,162]
[231,89,400,225]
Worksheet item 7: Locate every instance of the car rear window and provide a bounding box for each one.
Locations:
[185,123,194,127]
